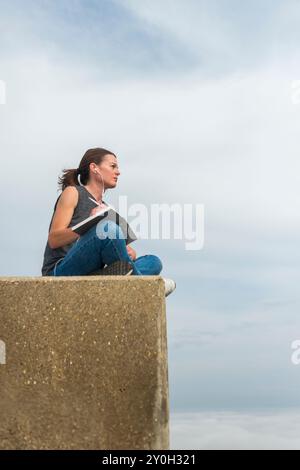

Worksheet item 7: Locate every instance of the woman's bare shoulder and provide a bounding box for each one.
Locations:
[58,186,79,207]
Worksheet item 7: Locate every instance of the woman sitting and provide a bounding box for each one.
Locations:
[41,147,176,296]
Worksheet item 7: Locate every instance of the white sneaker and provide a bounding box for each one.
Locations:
[163,278,176,297]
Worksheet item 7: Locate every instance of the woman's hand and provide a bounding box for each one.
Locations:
[89,203,108,217]
[127,245,137,261]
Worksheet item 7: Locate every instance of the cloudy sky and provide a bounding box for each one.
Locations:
[1,0,300,449]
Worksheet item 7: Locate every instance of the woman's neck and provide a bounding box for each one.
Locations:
[84,182,103,203]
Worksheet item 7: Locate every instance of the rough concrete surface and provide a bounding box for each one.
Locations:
[0,276,169,450]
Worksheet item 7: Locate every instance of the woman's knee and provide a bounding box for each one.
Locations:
[96,220,125,241]
[147,255,163,274]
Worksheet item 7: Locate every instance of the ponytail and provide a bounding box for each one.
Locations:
[58,168,80,191]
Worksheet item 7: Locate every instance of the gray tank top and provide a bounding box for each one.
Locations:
[42,185,102,275]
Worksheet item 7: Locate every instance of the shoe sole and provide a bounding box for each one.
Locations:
[165,280,176,297]
[89,261,133,276]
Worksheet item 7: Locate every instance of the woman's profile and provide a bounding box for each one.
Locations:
[42,148,176,296]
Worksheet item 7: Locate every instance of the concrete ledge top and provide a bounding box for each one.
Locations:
[0,276,163,282]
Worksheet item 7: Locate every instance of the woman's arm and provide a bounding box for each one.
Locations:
[48,186,80,249]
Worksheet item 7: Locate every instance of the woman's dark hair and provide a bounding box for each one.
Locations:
[58,147,117,191]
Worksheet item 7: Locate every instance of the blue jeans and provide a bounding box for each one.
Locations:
[48,220,163,276]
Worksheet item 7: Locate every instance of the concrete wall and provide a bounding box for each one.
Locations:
[0,276,169,450]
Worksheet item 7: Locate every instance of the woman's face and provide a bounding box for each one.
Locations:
[95,154,120,189]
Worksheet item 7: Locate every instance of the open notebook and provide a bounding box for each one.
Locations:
[71,203,137,245]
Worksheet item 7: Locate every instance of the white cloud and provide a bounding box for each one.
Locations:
[171,410,300,449]
[122,0,235,60]
[122,0,293,76]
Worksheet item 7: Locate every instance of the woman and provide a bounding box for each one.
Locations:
[42,148,176,296]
